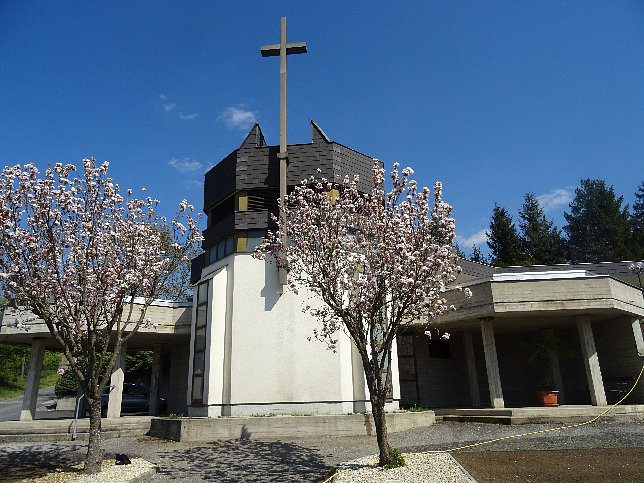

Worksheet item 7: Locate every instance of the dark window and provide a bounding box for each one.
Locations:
[208,234,235,264]
[124,385,148,396]
[208,196,235,227]
[192,280,209,404]
[247,229,266,251]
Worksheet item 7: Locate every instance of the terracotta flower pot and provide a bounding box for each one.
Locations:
[537,390,559,407]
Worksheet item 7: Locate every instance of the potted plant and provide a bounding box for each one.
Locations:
[524,333,571,407]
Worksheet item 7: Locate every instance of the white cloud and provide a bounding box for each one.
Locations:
[456,228,488,248]
[537,188,573,212]
[220,105,258,130]
[159,94,197,119]
[178,112,198,121]
[159,94,175,112]
[168,157,203,173]
[184,179,204,190]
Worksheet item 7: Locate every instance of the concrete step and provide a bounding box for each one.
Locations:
[0,416,152,443]
[150,412,437,442]
[439,405,644,425]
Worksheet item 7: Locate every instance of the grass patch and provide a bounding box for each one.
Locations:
[0,371,59,401]
[166,412,186,419]
[0,380,24,400]
[403,405,431,412]
[40,371,60,389]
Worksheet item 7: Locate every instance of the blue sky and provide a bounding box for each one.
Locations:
[2,1,643,258]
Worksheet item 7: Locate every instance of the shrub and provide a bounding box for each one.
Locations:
[43,351,62,371]
[54,370,78,396]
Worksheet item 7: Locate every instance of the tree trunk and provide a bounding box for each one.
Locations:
[369,383,394,466]
[85,398,103,473]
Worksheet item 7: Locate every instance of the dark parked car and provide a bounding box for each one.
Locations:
[101,383,167,417]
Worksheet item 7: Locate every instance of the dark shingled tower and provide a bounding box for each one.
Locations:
[191,120,377,283]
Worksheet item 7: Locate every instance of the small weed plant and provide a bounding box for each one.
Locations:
[384,448,406,469]
[405,405,431,412]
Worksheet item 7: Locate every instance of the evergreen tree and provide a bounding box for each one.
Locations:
[631,182,644,259]
[470,244,487,264]
[452,242,467,259]
[563,179,631,263]
[518,193,566,265]
[487,204,525,267]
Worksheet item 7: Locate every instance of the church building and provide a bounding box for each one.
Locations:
[185,121,644,419]
[1,122,643,420]
[186,121,399,417]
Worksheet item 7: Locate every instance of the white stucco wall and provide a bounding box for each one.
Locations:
[187,253,401,417]
[227,255,356,415]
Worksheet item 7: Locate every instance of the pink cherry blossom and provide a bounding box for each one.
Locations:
[0,158,202,473]
[255,161,466,467]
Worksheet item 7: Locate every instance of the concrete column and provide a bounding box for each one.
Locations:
[389,336,401,410]
[20,339,45,421]
[204,267,228,417]
[148,343,162,415]
[463,331,481,407]
[576,317,607,406]
[543,328,566,404]
[351,340,367,413]
[338,330,356,414]
[106,343,127,418]
[480,319,504,408]
[630,318,644,357]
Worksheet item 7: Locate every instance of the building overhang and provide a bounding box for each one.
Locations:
[420,275,644,333]
[0,299,192,350]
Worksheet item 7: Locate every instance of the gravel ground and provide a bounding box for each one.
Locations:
[0,420,642,482]
[334,453,474,482]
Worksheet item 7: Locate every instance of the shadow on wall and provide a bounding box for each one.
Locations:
[262,258,282,311]
[154,439,335,481]
[240,424,251,440]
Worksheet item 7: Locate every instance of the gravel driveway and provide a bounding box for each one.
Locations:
[1,420,642,481]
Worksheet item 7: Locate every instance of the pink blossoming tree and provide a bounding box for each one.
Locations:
[255,162,463,467]
[0,159,202,473]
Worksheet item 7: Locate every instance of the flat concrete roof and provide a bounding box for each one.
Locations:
[428,274,644,332]
[0,300,191,349]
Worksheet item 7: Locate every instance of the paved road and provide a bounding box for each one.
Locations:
[0,386,57,421]
[1,420,641,481]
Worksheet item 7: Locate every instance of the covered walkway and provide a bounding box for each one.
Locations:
[399,264,644,411]
[0,298,192,421]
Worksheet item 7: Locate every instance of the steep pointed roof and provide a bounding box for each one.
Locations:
[239,123,267,149]
[311,119,331,144]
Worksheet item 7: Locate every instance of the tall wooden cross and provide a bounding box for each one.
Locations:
[261,17,307,284]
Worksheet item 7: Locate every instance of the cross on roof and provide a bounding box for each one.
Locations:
[260,17,307,285]
[260,17,307,158]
